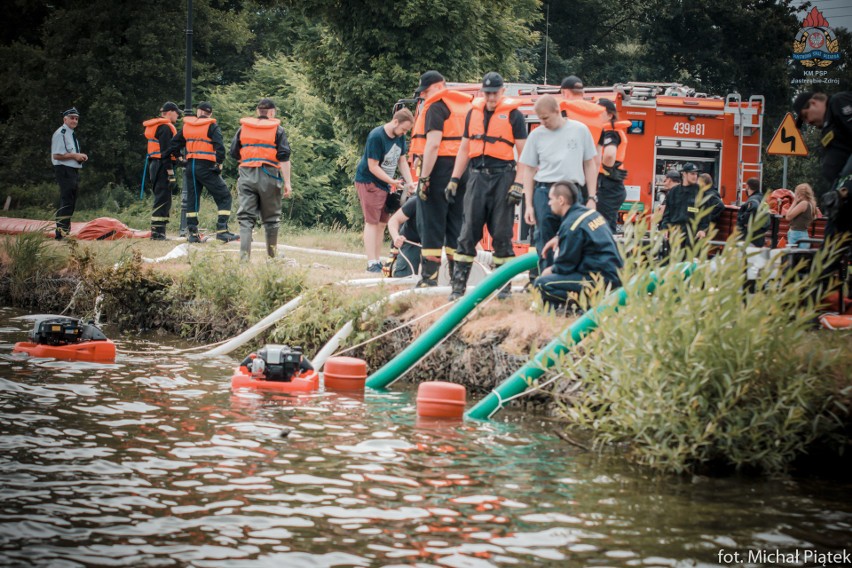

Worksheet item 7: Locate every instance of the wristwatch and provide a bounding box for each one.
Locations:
[587,195,598,203]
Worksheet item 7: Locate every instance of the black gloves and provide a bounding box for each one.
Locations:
[602,165,628,181]
[167,170,178,195]
[507,182,524,206]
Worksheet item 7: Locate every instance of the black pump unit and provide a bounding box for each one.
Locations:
[29,316,108,346]
[257,344,303,382]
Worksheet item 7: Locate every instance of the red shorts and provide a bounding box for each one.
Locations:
[356,181,390,224]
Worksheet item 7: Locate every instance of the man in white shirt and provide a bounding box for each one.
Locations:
[518,95,597,270]
[51,107,88,240]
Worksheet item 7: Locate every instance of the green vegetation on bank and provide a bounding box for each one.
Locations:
[555,218,851,475]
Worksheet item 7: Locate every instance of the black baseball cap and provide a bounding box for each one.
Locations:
[481,72,504,93]
[598,98,616,113]
[680,162,698,173]
[62,107,80,117]
[793,91,814,128]
[257,98,276,110]
[197,101,213,113]
[161,101,183,116]
[665,170,681,181]
[560,75,584,91]
[415,70,444,95]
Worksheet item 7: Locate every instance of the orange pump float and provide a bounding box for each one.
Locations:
[13,316,115,363]
[416,381,466,419]
[231,367,320,392]
[231,344,320,392]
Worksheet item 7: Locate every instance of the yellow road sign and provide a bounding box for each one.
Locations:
[767,112,808,157]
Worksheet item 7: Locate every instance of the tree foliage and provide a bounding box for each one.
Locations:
[289,0,541,142]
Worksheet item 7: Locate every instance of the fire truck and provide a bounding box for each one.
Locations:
[397,81,765,244]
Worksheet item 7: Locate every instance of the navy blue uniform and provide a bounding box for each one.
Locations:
[819,92,852,236]
[660,182,708,244]
[736,192,769,246]
[534,203,623,308]
[393,198,422,277]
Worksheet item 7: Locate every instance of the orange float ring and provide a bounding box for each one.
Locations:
[323,356,368,390]
[13,340,116,363]
[231,367,320,392]
[417,381,466,419]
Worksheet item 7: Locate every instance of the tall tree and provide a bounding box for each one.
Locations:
[289,0,540,143]
[0,0,253,195]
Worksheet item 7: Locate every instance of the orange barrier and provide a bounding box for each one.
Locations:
[0,216,150,239]
[13,340,116,363]
[231,367,320,392]
[416,381,466,419]
[323,356,368,390]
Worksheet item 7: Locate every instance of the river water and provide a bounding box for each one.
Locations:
[0,306,850,567]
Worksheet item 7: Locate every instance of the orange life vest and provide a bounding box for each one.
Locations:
[599,119,631,173]
[238,117,280,168]
[410,89,473,158]
[467,97,523,162]
[183,117,217,162]
[143,117,177,160]
[559,99,607,145]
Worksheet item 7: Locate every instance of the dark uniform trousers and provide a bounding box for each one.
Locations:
[534,272,591,308]
[149,160,172,233]
[392,243,421,278]
[415,159,467,261]
[185,159,233,234]
[455,166,516,263]
[532,182,563,271]
[597,176,626,234]
[54,165,80,235]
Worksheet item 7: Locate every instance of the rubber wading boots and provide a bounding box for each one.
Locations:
[265,228,278,258]
[239,228,253,261]
[449,261,472,301]
[416,258,441,288]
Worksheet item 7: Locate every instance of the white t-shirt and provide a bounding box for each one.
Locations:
[519,119,596,184]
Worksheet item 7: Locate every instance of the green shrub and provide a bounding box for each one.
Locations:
[555,216,849,475]
[0,232,67,307]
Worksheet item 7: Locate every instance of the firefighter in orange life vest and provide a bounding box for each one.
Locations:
[142,101,181,240]
[596,98,627,233]
[229,98,292,261]
[409,70,474,287]
[166,101,238,243]
[447,72,528,301]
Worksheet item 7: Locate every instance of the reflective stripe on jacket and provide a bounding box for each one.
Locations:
[467,97,522,161]
[239,117,280,168]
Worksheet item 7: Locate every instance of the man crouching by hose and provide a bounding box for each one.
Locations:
[229,98,292,261]
[446,72,527,301]
[534,181,622,314]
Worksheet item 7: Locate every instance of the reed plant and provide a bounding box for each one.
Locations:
[0,232,66,307]
[555,211,849,475]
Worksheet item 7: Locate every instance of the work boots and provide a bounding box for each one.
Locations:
[449,261,472,301]
[151,225,168,241]
[265,227,278,258]
[216,217,239,242]
[416,258,441,288]
[496,282,512,300]
[239,227,253,262]
[187,226,201,243]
